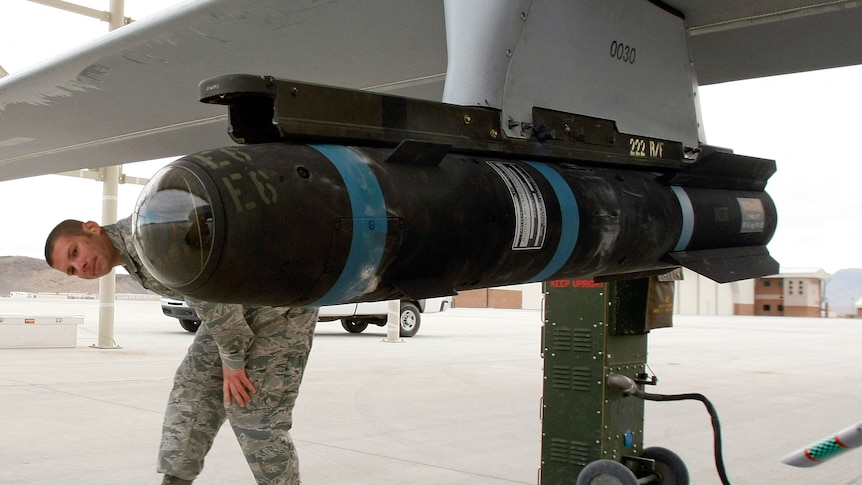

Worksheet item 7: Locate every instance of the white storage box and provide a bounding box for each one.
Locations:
[0,314,83,348]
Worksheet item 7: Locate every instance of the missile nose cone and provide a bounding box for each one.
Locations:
[132,164,219,290]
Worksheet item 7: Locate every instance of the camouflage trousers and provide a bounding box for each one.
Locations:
[157,307,317,484]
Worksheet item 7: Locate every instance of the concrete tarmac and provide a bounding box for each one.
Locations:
[1,298,861,484]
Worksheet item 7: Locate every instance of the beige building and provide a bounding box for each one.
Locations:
[670,267,831,317]
[673,270,746,315]
[753,268,830,317]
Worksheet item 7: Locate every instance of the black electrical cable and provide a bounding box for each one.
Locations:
[633,389,731,485]
[606,374,731,485]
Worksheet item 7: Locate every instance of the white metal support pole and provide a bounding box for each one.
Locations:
[108,0,125,29]
[92,0,125,349]
[382,300,403,343]
[95,165,120,348]
[26,0,109,21]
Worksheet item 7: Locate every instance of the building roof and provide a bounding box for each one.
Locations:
[764,267,831,281]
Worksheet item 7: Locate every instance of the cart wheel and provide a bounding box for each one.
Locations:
[642,447,689,485]
[576,459,639,485]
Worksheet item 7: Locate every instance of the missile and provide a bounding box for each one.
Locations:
[781,421,862,467]
[130,75,778,306]
[132,142,776,306]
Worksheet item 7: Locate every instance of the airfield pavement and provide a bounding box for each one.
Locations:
[1,298,861,484]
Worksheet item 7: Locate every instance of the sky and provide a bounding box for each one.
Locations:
[0,1,860,274]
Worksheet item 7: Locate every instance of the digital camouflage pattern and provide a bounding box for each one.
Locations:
[104,217,317,484]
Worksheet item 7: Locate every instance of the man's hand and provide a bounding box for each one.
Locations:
[223,366,257,407]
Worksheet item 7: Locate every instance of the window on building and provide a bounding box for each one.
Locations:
[764,304,771,311]
[764,280,771,287]
[778,305,784,311]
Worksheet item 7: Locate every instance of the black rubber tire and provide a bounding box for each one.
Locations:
[341,319,369,334]
[641,446,690,485]
[399,302,421,337]
[575,459,639,485]
[179,319,200,333]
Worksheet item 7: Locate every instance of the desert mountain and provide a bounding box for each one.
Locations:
[0,256,151,296]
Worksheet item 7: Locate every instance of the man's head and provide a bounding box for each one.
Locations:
[45,219,122,279]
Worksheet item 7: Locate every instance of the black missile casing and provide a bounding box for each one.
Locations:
[132,141,777,306]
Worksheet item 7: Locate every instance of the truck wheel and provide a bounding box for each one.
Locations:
[180,319,200,333]
[341,319,368,334]
[399,302,421,337]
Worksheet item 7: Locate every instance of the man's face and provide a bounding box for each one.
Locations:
[50,226,117,280]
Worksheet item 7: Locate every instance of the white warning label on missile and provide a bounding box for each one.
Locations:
[737,197,765,233]
[487,161,547,250]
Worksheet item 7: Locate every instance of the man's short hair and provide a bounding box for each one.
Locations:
[45,219,86,267]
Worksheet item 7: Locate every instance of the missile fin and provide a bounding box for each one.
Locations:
[661,149,776,191]
[666,246,779,283]
[385,140,451,166]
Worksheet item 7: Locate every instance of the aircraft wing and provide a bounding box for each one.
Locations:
[0,0,447,182]
[0,0,860,182]
[674,0,862,85]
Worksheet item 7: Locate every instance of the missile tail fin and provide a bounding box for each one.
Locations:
[666,246,779,283]
[662,149,776,191]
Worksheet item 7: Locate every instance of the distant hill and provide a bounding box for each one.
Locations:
[825,268,862,315]
[0,256,151,296]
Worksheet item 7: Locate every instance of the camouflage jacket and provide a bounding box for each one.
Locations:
[104,216,287,370]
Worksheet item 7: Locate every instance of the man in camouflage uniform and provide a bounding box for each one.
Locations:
[45,217,318,484]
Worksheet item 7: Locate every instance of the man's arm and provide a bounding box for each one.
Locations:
[185,298,256,406]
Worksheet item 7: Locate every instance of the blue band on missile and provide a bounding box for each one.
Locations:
[525,161,579,282]
[310,144,387,305]
[671,186,694,251]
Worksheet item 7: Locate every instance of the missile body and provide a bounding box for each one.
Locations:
[781,421,862,467]
[132,141,776,306]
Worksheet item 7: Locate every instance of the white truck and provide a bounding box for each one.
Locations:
[161,296,452,337]
[317,297,452,337]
